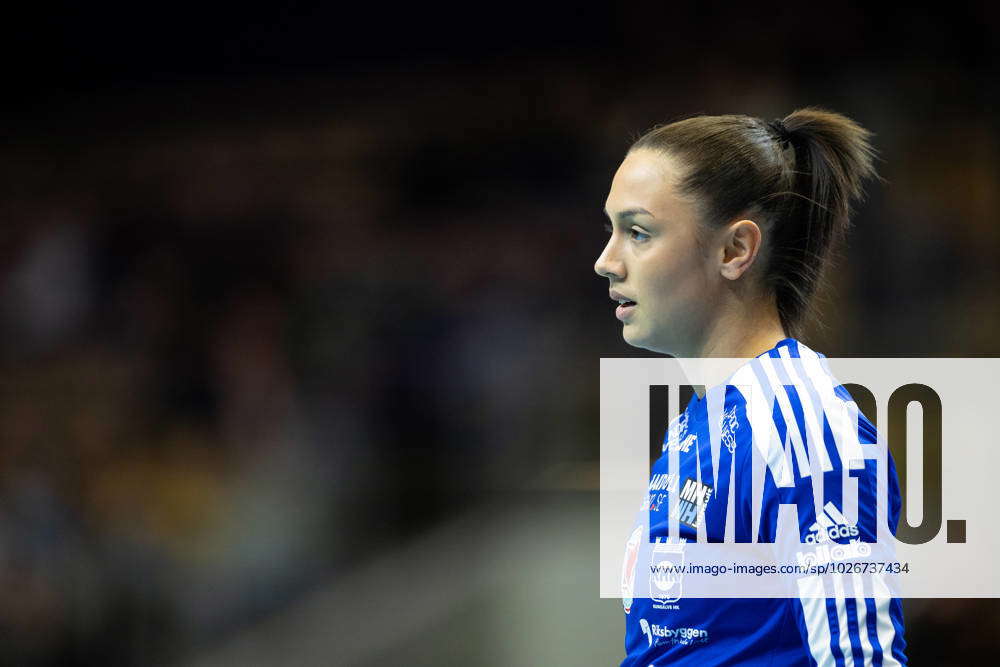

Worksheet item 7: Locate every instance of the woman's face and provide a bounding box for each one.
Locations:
[594,149,721,356]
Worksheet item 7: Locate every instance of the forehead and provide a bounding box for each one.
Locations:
[605,149,693,220]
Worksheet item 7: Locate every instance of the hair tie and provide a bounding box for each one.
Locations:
[767,119,793,147]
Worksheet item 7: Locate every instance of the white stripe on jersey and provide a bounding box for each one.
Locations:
[830,573,855,665]
[797,575,836,667]
[797,345,866,470]
[762,351,831,523]
[872,574,903,666]
[852,573,876,665]
[731,364,795,487]
[757,356,815,478]
[777,346,834,472]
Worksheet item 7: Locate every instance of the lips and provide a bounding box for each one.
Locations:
[609,289,637,321]
[616,302,636,322]
[609,289,636,306]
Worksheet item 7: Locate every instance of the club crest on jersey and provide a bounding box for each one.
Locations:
[649,540,684,605]
[664,411,697,453]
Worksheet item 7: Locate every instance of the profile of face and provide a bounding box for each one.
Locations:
[595,149,756,356]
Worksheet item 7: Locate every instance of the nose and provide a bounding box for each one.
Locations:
[594,237,625,281]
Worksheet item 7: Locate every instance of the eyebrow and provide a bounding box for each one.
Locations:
[603,206,652,221]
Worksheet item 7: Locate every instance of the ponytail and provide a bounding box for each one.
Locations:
[767,108,880,336]
[629,107,880,337]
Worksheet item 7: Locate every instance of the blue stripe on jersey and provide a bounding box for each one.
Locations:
[825,596,848,666]
[864,598,884,666]
[845,597,866,666]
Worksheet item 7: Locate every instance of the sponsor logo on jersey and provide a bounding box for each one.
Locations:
[670,477,714,529]
[664,411,697,453]
[796,537,872,569]
[642,493,665,512]
[621,525,643,614]
[639,618,709,647]
[796,502,871,567]
[648,472,678,492]
[804,501,860,544]
[719,404,740,455]
[641,472,678,512]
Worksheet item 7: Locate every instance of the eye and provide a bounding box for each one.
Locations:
[629,227,650,242]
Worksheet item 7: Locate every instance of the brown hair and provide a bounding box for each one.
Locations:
[629,107,880,338]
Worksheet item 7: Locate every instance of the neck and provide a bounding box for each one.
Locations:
[689,297,789,398]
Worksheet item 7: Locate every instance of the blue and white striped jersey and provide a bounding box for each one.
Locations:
[621,338,907,666]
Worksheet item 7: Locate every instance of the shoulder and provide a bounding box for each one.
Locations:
[724,339,870,473]
[726,339,857,424]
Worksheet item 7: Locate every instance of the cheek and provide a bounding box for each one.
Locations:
[647,246,700,292]
[646,251,711,316]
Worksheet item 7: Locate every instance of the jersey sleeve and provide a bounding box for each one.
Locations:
[779,397,909,666]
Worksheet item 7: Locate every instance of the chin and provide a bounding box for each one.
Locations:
[624,327,674,355]
[621,325,648,350]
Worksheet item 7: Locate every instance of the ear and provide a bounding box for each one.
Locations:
[719,219,762,281]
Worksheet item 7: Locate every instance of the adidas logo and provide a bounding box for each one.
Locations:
[804,502,860,544]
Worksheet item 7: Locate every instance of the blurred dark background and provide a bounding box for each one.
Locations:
[0,2,997,665]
